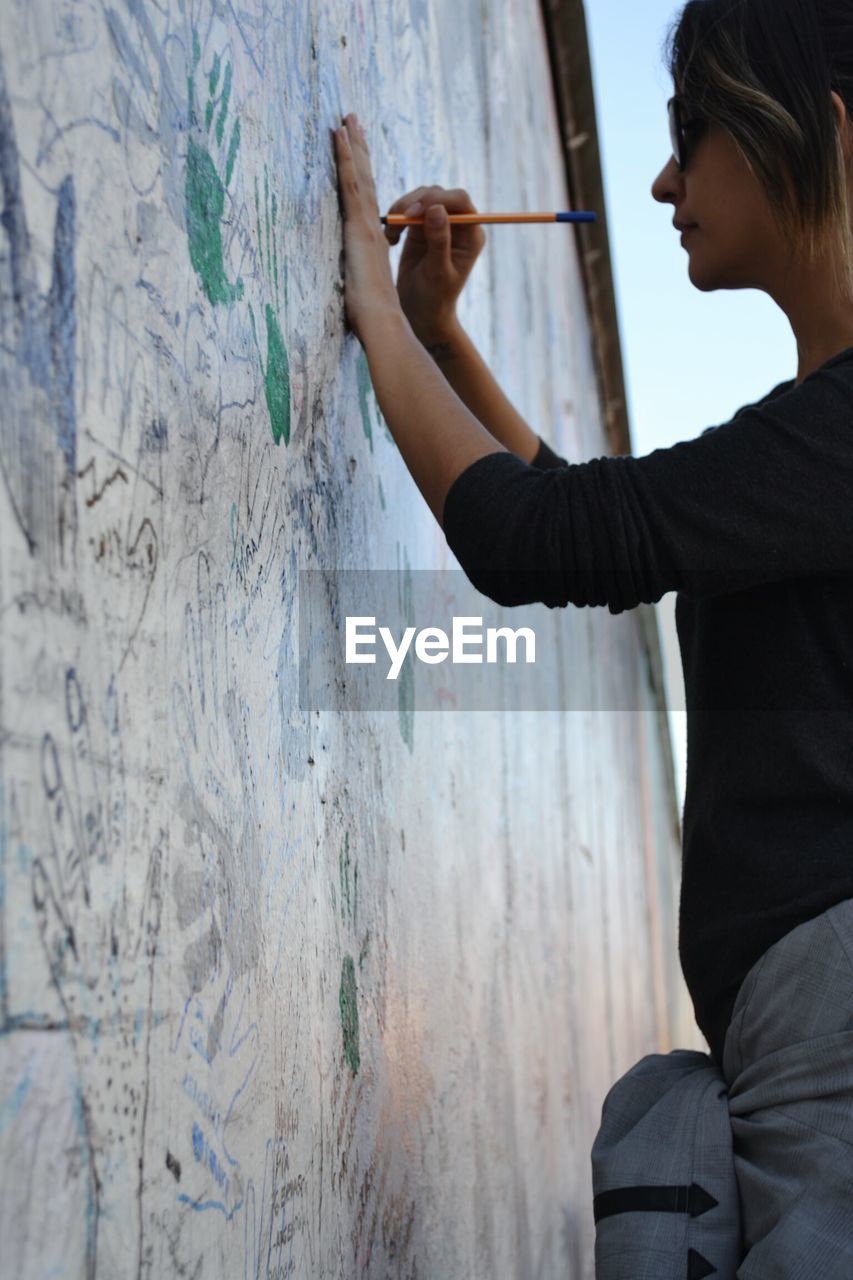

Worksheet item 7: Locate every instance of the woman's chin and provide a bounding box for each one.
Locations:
[686,254,719,293]
[686,251,748,294]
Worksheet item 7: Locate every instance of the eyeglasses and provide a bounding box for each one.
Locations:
[668,96,707,171]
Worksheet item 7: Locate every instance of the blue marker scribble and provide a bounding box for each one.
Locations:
[0,1068,31,1137]
[184,1120,243,1219]
[192,1120,205,1161]
[0,49,78,553]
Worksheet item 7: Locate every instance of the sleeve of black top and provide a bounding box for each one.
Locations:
[530,435,570,470]
[441,364,853,613]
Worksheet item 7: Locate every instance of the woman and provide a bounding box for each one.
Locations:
[334,0,853,1271]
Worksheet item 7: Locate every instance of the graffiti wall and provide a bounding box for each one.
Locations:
[0,1,692,1275]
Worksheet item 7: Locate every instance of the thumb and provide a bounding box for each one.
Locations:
[424,204,452,272]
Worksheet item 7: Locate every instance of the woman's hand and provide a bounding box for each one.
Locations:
[333,113,403,344]
[384,186,487,342]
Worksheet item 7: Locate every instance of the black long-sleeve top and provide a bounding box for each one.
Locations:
[441,346,853,1066]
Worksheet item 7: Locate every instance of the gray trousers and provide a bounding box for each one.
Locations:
[722,897,853,1277]
[591,898,853,1278]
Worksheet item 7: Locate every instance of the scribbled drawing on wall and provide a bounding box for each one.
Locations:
[0,1,686,1276]
[32,665,165,1273]
[169,548,265,1225]
[0,47,77,565]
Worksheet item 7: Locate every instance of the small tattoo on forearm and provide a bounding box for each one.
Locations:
[425,341,455,364]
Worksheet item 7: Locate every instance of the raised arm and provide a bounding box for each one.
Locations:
[440,363,853,612]
[415,317,542,464]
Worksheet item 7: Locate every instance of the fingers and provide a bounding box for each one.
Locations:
[383,187,480,244]
[343,112,366,143]
[385,186,429,220]
[334,117,479,258]
[333,124,361,212]
[387,186,478,216]
[334,114,379,222]
[382,187,428,243]
[335,116,479,249]
[333,127,357,217]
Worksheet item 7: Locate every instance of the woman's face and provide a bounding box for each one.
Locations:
[651,120,792,295]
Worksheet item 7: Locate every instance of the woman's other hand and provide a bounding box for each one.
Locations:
[333,114,404,344]
[384,186,487,342]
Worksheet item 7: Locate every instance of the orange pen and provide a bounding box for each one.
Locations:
[380,211,597,226]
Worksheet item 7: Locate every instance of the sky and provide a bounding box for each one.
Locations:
[584,0,798,812]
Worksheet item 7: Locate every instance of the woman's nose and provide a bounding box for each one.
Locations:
[651,155,682,205]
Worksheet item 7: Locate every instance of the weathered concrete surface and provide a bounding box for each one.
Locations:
[0,1,698,1276]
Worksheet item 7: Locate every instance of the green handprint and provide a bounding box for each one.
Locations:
[186,31,244,306]
[249,165,291,445]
